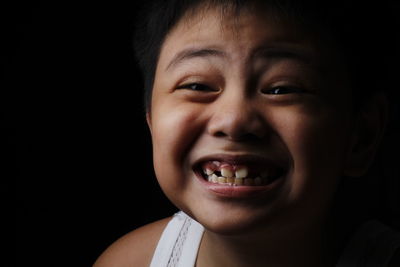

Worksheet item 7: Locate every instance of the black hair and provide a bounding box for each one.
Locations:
[133,0,398,113]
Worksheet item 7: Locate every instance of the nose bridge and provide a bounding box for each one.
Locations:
[208,88,266,141]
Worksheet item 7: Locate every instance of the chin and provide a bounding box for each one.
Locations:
[187,204,282,236]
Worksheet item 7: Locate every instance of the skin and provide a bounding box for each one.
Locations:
[94,4,392,267]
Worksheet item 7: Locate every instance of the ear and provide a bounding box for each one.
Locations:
[146,111,152,135]
[343,93,388,177]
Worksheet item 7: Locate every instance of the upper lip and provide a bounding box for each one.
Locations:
[192,153,287,171]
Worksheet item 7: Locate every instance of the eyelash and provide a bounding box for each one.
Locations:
[176,83,217,92]
[177,83,307,95]
[263,86,306,95]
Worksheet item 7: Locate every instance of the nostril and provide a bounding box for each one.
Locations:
[240,132,262,142]
[214,131,227,138]
[228,132,263,143]
[214,130,263,142]
[207,106,267,141]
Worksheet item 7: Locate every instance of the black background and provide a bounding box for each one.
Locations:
[8,1,400,267]
[9,1,177,266]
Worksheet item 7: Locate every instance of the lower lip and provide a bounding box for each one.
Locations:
[195,173,284,199]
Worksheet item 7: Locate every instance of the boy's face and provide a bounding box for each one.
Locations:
[147,7,356,234]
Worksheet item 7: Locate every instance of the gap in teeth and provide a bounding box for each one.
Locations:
[202,162,275,186]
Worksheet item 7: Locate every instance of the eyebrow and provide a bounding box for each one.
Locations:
[253,46,317,68]
[165,48,226,71]
[165,45,317,72]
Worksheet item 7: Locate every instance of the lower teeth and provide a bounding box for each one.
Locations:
[207,175,268,186]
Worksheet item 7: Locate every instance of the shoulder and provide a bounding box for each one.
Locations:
[93,217,172,267]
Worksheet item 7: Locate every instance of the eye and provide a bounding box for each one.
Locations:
[263,86,306,95]
[177,83,217,92]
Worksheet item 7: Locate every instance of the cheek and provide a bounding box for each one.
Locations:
[272,106,352,196]
[150,102,203,185]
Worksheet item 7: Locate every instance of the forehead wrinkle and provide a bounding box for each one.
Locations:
[162,3,327,78]
[165,47,227,72]
[163,6,245,73]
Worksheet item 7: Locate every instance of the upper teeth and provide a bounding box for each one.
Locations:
[205,168,214,175]
[201,161,281,186]
[210,173,219,183]
[221,167,233,178]
[204,166,249,179]
[235,168,248,179]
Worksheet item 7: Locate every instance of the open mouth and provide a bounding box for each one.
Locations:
[194,156,286,187]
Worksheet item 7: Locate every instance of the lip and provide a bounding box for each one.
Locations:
[192,153,287,199]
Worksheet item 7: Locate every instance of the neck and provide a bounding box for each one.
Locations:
[196,218,338,267]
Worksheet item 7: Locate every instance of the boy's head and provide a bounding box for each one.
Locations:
[134,0,395,112]
[135,0,393,235]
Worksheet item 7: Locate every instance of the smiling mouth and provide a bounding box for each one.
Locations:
[194,156,286,187]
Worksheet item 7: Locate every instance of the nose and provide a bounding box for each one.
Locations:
[207,94,267,142]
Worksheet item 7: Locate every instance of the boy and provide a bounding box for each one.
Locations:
[95,0,400,266]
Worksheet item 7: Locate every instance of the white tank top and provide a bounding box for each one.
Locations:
[150,211,400,267]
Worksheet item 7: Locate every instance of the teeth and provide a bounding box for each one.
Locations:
[254,177,262,186]
[261,171,268,179]
[226,177,235,184]
[205,168,214,175]
[234,178,244,185]
[235,167,248,179]
[210,174,218,183]
[203,162,279,186]
[244,178,254,186]
[218,176,227,184]
[221,167,233,178]
[207,174,269,186]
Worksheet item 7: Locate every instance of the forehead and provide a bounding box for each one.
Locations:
[157,5,336,74]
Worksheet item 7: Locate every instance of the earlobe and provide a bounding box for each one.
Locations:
[146,112,152,135]
[343,93,388,177]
